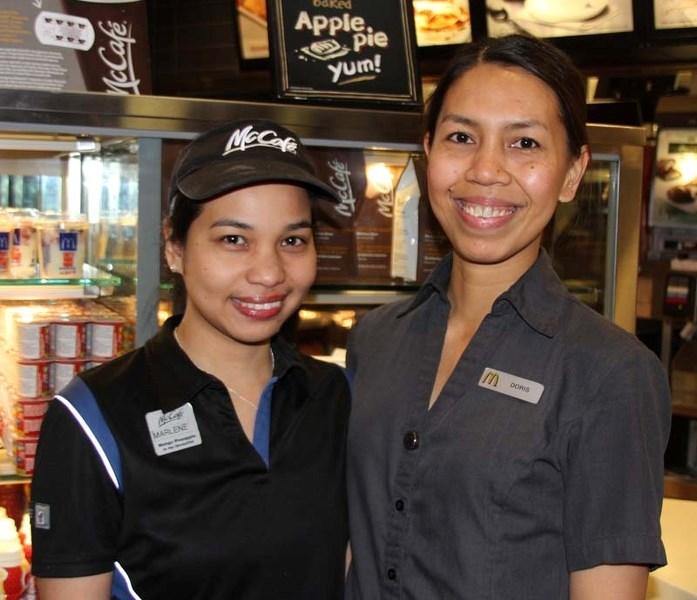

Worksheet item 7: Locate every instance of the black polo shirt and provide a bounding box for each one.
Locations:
[30,316,350,600]
[345,250,671,600]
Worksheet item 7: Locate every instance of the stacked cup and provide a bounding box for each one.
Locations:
[0,508,29,600]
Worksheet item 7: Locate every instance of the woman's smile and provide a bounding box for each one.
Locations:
[232,294,286,319]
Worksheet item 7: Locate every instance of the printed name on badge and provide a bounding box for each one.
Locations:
[145,403,202,456]
[478,368,544,404]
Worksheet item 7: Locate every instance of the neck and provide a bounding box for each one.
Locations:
[173,318,274,386]
[448,251,536,324]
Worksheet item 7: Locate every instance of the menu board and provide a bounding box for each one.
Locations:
[485,0,633,39]
[268,0,421,105]
[237,1,470,62]
[650,128,697,230]
[653,0,697,30]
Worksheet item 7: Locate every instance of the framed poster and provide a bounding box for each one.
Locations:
[653,0,697,30]
[412,0,472,46]
[647,0,697,42]
[236,0,269,60]
[268,0,422,106]
[649,128,697,230]
[485,0,634,39]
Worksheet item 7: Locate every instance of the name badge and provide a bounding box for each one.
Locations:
[145,402,202,456]
[478,368,544,404]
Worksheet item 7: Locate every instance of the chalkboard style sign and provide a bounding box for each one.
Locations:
[268,0,422,107]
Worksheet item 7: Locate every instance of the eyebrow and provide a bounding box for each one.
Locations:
[441,114,550,132]
[210,218,313,231]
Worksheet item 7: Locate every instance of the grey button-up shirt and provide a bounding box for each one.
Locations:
[346,250,671,600]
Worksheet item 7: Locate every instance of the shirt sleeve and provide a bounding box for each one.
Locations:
[561,346,671,572]
[30,398,122,578]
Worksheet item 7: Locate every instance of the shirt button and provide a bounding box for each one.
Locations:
[403,430,419,450]
[387,568,397,580]
[395,499,405,511]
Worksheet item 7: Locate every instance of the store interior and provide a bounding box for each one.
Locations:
[1,0,697,597]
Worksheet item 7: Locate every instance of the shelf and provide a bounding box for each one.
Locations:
[0,264,121,300]
[672,403,697,419]
[664,472,697,501]
[305,287,417,306]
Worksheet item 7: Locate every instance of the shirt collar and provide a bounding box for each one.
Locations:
[399,249,569,338]
[144,315,312,413]
[398,252,453,316]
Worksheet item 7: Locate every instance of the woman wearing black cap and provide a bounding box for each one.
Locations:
[30,119,350,600]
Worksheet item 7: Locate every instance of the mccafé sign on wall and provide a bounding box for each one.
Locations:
[0,0,151,94]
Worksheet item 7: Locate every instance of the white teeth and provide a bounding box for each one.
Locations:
[239,301,282,310]
[461,203,515,218]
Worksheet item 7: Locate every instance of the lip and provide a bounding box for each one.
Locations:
[232,294,286,320]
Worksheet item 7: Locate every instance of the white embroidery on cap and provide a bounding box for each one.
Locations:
[223,125,299,156]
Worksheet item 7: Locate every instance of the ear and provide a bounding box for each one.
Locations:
[559,145,590,204]
[163,221,184,274]
[423,132,431,158]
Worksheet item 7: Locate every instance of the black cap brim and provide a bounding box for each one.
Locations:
[177,158,340,203]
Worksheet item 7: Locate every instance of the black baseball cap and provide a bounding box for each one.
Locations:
[169,118,339,206]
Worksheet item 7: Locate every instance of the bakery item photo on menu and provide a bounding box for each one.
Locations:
[412,0,471,46]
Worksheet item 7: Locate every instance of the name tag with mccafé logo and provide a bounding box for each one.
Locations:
[478,368,544,404]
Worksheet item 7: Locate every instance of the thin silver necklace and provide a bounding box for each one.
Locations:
[173,327,274,410]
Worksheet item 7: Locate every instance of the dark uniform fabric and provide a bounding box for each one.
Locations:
[31,316,350,600]
[345,250,671,600]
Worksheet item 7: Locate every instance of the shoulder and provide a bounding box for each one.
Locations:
[563,299,659,366]
[296,351,348,383]
[276,338,351,396]
[558,300,670,413]
[66,346,151,423]
[79,345,148,394]
[351,297,414,341]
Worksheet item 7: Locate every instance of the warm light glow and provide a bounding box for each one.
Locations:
[677,155,697,182]
[366,162,395,195]
[298,309,320,321]
[331,310,356,329]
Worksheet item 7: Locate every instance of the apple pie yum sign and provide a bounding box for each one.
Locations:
[268,0,421,106]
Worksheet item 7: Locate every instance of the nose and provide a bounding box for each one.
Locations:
[247,247,286,287]
[465,143,511,186]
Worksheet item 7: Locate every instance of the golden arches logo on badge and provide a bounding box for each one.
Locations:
[481,371,500,387]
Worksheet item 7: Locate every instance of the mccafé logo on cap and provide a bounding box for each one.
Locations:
[170,118,341,205]
[223,125,299,156]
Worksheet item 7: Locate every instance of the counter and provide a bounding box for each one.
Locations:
[648,498,697,599]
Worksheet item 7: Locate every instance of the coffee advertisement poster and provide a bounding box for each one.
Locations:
[267,0,421,105]
[308,147,366,283]
[0,0,151,94]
